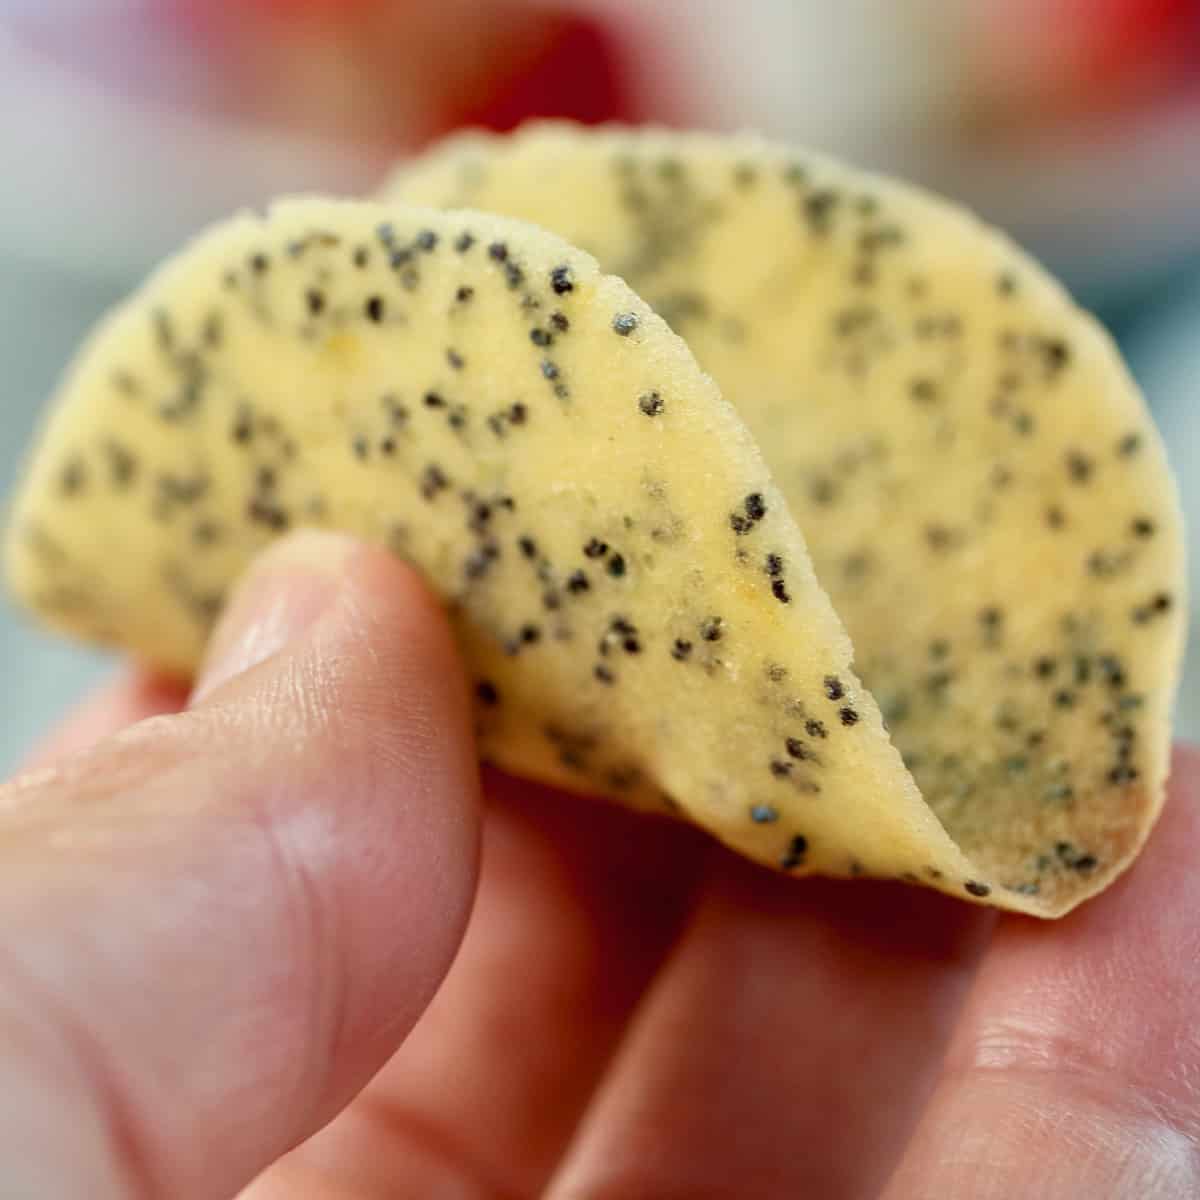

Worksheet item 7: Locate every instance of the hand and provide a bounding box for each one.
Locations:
[1,531,1196,1199]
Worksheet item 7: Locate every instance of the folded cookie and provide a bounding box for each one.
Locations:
[4,127,1184,917]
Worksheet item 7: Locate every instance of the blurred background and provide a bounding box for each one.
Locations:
[0,0,1197,768]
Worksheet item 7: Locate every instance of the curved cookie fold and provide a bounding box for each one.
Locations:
[4,198,982,907]
[385,124,1187,916]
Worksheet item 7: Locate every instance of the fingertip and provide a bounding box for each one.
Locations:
[265,538,484,1079]
[191,530,359,703]
[343,540,479,753]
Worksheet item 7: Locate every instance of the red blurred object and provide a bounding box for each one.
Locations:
[971,0,1200,132]
[434,11,636,135]
[249,0,381,11]
[165,0,640,152]
[1079,0,1200,95]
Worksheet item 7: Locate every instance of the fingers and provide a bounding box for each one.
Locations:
[263,772,710,1199]
[0,532,481,1200]
[547,858,994,1199]
[883,746,1200,1200]
[19,671,189,771]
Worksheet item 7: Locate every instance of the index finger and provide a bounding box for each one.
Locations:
[548,830,995,1198]
[884,745,1200,1198]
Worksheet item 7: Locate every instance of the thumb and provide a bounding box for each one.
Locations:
[0,532,481,1200]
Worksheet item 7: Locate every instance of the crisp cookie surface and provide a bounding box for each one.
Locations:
[6,197,1002,906]
[385,124,1187,914]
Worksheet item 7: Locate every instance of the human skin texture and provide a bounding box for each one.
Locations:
[0,531,1197,1199]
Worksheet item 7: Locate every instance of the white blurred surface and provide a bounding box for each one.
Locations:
[0,22,378,283]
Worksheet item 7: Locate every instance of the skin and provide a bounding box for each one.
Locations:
[1,529,1196,1199]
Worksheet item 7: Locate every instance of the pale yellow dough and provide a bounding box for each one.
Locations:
[387,124,1187,915]
[3,123,1185,918]
[4,198,984,908]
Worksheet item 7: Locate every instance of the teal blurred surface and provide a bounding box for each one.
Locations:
[1121,282,1200,747]
[0,252,120,771]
